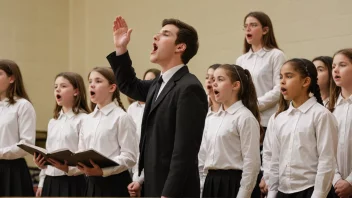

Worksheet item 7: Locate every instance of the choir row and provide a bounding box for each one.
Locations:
[0,11,351,198]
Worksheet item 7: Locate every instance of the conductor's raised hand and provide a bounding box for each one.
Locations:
[113,16,133,55]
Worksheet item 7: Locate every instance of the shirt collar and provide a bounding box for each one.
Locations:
[207,106,220,117]
[336,93,352,106]
[58,109,75,119]
[0,97,9,106]
[287,97,317,114]
[136,102,145,108]
[216,100,244,116]
[160,64,184,84]
[93,101,117,116]
[247,47,268,59]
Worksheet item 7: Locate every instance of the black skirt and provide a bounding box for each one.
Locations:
[85,170,131,197]
[42,174,86,197]
[202,169,242,198]
[277,187,314,198]
[327,186,339,198]
[0,158,34,196]
[251,170,263,198]
[278,186,338,198]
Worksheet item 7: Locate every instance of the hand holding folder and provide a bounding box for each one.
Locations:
[17,143,119,168]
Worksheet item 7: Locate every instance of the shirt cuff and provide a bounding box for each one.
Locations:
[267,190,278,198]
[263,174,269,185]
[102,166,115,177]
[333,174,342,186]
[66,167,82,176]
[237,187,251,198]
[345,175,352,186]
[38,178,45,188]
[136,176,144,184]
[132,171,139,181]
[133,170,144,184]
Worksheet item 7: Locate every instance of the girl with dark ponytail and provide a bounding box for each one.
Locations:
[200,64,261,198]
[76,67,138,197]
[268,58,338,198]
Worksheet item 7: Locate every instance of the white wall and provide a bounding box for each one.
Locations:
[1,0,352,130]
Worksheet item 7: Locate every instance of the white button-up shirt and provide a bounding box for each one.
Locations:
[127,101,145,183]
[332,94,352,186]
[127,101,145,138]
[77,101,138,177]
[268,97,338,198]
[38,110,87,187]
[0,98,36,159]
[157,64,184,98]
[200,101,260,198]
[262,114,276,185]
[236,48,286,126]
[198,107,217,194]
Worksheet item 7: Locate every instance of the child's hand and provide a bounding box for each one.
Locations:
[259,178,268,195]
[77,159,103,176]
[334,179,352,198]
[35,187,42,197]
[33,153,46,169]
[127,181,141,197]
[47,158,69,173]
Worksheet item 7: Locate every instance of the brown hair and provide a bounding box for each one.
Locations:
[143,68,161,80]
[218,64,264,142]
[312,56,335,109]
[329,48,352,112]
[162,19,199,64]
[0,59,30,104]
[207,64,221,107]
[53,72,90,119]
[208,63,221,71]
[276,58,323,117]
[243,11,280,53]
[88,67,125,111]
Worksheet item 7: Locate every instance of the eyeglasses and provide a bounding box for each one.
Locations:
[242,23,260,31]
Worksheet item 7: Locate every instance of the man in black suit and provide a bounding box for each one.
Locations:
[106,16,208,197]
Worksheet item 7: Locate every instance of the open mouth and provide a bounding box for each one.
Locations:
[246,34,253,39]
[281,87,287,94]
[214,90,220,95]
[90,91,96,96]
[56,94,62,100]
[207,85,212,90]
[151,43,158,53]
[334,75,341,80]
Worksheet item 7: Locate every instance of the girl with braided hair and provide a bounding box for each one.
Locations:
[268,58,338,198]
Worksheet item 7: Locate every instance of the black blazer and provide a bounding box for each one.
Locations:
[107,51,208,197]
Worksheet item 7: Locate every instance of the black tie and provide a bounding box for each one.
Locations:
[152,76,163,102]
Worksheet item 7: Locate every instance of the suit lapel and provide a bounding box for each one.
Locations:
[149,66,189,115]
